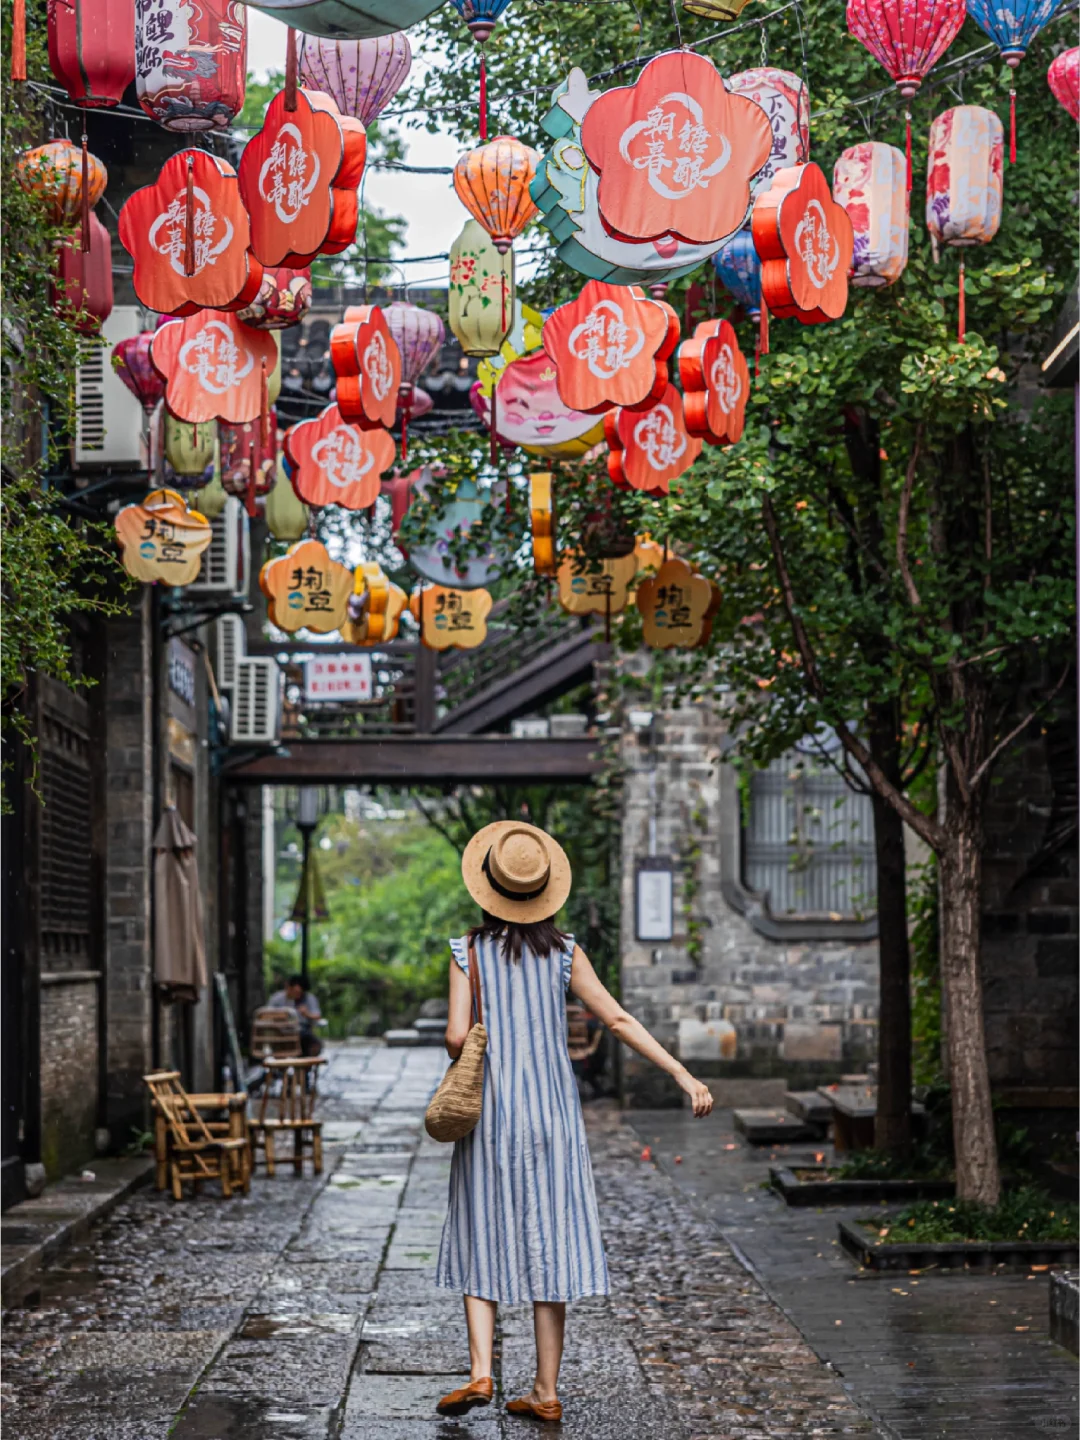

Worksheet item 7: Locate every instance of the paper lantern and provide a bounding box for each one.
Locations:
[136,0,246,131]
[49,0,135,107]
[833,142,909,288]
[846,0,966,96]
[542,281,678,415]
[532,69,729,286]
[605,383,702,496]
[683,0,750,17]
[399,384,432,423]
[727,68,811,199]
[530,472,555,576]
[470,351,605,458]
[967,0,1063,68]
[449,0,512,42]
[678,319,750,447]
[119,149,262,316]
[163,413,216,484]
[636,558,715,649]
[221,414,276,515]
[238,88,366,268]
[752,163,855,325]
[265,453,309,540]
[926,106,1003,339]
[193,449,228,518]
[1048,47,1079,119]
[237,267,312,329]
[579,51,772,248]
[712,230,762,320]
[449,220,515,357]
[453,136,540,254]
[246,0,444,41]
[16,139,107,226]
[113,332,166,412]
[53,212,113,333]
[331,304,402,430]
[298,33,411,125]
[384,301,445,458]
[260,538,353,634]
[556,550,637,616]
[344,562,407,644]
[409,585,493,650]
[403,474,501,590]
[284,404,394,510]
[114,488,212,585]
[151,310,279,425]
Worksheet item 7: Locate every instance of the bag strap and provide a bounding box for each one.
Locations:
[468,939,483,1027]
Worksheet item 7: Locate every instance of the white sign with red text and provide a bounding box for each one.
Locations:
[304,655,372,702]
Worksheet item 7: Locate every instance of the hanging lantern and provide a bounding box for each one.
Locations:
[331,304,402,430]
[678,318,750,447]
[48,0,135,107]
[542,280,678,415]
[967,0,1065,159]
[238,87,366,268]
[605,383,702,496]
[384,301,445,460]
[151,310,280,424]
[284,403,395,510]
[53,212,113,333]
[726,68,811,199]
[136,0,246,131]
[530,472,556,576]
[926,106,1004,341]
[752,163,855,326]
[402,475,502,589]
[1048,47,1080,119]
[409,585,493,650]
[193,442,228,518]
[556,550,637,617]
[449,219,516,357]
[16,139,107,226]
[470,350,605,459]
[833,142,909,288]
[712,231,762,321]
[113,332,166,413]
[345,564,408,646]
[164,413,216,485]
[449,0,512,43]
[114,488,213,585]
[682,0,751,20]
[266,452,309,541]
[260,538,353,634]
[636,558,716,650]
[247,0,444,40]
[119,149,262,317]
[398,384,433,423]
[237,266,312,329]
[297,33,411,124]
[453,136,540,253]
[221,414,276,514]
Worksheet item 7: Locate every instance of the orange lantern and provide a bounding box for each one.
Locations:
[541,280,679,415]
[678,319,750,447]
[260,538,353,634]
[636,557,716,649]
[530,471,556,576]
[284,404,394,510]
[556,550,637,617]
[409,585,493,650]
[330,304,402,430]
[605,383,702,495]
[453,135,540,253]
[752,163,855,328]
[151,310,278,425]
[16,138,107,252]
[114,487,213,586]
[344,562,407,645]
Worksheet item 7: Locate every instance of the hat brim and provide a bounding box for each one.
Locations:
[461,821,573,924]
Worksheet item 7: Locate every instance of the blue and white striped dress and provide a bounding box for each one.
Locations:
[435,932,610,1304]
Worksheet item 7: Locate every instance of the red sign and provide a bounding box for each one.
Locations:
[284,404,395,511]
[119,149,262,317]
[542,280,678,415]
[238,87,366,269]
[331,305,402,431]
[752,163,854,324]
[580,52,773,246]
[151,310,278,425]
[678,318,750,447]
[605,382,702,495]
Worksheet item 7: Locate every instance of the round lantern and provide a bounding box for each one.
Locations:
[193,445,228,518]
[833,142,909,288]
[266,452,309,540]
[113,332,166,413]
[713,230,762,320]
[453,135,540,253]
[237,267,313,330]
[136,0,246,132]
[449,219,515,357]
[682,0,751,19]
[48,0,135,107]
[384,300,444,459]
[926,105,1003,340]
[967,0,1064,69]
[449,0,512,43]
[727,68,810,198]
[1048,47,1079,119]
[16,139,107,225]
[297,33,411,124]
[846,0,966,97]
[164,413,217,485]
[53,211,113,332]
[246,0,444,39]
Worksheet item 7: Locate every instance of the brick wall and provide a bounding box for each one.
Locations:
[39,979,98,1177]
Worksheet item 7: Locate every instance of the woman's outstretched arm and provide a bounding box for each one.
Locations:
[568,945,714,1117]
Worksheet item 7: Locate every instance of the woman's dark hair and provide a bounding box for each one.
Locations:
[467,912,569,964]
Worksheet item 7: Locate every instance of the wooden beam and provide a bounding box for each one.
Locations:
[222,735,602,785]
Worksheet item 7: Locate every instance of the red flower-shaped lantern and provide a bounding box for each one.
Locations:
[49,0,135,107]
[113,332,166,413]
[237,266,312,329]
[331,304,402,430]
[605,383,701,495]
[238,88,366,268]
[542,280,679,415]
[284,404,395,510]
[752,163,854,325]
[119,150,262,316]
[136,0,247,132]
[151,310,278,424]
[678,319,749,447]
[579,52,772,247]
[54,212,114,333]
[453,135,540,253]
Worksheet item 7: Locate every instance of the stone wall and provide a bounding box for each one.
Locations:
[39,979,98,1178]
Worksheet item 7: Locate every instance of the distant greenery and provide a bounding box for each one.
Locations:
[864,1188,1077,1245]
[833,1146,952,1183]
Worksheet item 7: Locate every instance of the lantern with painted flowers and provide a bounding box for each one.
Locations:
[136,0,246,132]
[833,141,909,288]
[48,0,135,107]
[1048,47,1079,119]
[712,229,762,320]
[926,105,1004,340]
[453,135,540,254]
[449,219,515,357]
[297,32,411,123]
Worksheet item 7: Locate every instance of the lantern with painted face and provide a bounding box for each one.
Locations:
[136,0,246,131]
[833,141,909,288]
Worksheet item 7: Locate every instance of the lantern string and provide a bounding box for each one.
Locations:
[285,27,298,113]
[479,53,488,141]
[491,384,498,468]
[80,135,91,252]
[11,0,26,81]
[1009,88,1016,164]
[904,111,912,192]
[957,258,966,344]
[184,155,195,277]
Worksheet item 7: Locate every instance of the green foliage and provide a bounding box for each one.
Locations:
[909,864,943,1089]
[866,1186,1077,1244]
[832,1145,952,1181]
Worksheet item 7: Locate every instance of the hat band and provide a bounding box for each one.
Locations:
[482,849,550,904]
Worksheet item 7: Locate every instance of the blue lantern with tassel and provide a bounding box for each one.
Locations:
[965,0,1065,160]
[713,230,761,321]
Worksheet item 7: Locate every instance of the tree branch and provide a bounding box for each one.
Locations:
[896,426,923,611]
[968,667,1071,793]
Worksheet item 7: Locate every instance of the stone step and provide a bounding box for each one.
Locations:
[784,1090,833,1127]
[733,1108,819,1144]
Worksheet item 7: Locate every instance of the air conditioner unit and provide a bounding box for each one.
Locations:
[216,613,246,690]
[190,498,250,597]
[230,658,281,745]
[74,305,145,468]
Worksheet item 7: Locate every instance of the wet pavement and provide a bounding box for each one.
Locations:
[1,1043,881,1439]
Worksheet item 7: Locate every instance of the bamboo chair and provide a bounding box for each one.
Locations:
[249,1056,326,1178]
[143,1071,251,1201]
[250,1007,303,1059]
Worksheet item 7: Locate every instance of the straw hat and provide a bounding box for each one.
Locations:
[461,821,572,923]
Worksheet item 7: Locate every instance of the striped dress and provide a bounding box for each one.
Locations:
[435,933,610,1304]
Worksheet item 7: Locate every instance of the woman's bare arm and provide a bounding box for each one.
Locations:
[445,957,473,1059]
[569,945,714,1117]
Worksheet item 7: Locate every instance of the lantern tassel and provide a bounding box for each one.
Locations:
[491,384,499,469]
[479,52,488,141]
[957,258,966,344]
[905,111,912,192]
[1009,89,1016,164]
[285,27,298,112]
[184,155,195,276]
[400,389,410,464]
[11,0,26,81]
[80,136,91,252]
[759,302,769,359]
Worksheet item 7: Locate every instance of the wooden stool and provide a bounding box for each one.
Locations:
[250,1056,326,1177]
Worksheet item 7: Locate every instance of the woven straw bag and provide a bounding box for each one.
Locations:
[424,942,487,1143]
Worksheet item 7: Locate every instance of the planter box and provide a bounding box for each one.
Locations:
[838,1217,1080,1273]
[1050,1272,1079,1355]
[770,1165,954,1207]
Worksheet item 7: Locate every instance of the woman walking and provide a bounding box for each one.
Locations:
[433,821,714,1422]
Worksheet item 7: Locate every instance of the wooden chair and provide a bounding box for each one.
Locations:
[249,1056,326,1178]
[143,1071,251,1201]
[250,1006,302,1059]
[150,1090,250,1192]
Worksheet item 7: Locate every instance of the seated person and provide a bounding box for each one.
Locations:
[268,974,323,1057]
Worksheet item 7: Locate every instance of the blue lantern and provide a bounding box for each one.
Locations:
[450,0,513,42]
[713,230,761,321]
[966,0,1064,66]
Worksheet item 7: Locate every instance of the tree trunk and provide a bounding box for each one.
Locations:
[938,808,1000,1206]
[870,780,912,1156]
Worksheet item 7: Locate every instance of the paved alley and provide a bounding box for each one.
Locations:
[2,1045,877,1440]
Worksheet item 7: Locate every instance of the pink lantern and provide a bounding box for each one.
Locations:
[833,142,909,288]
[398,384,432,423]
[136,0,246,132]
[1048,47,1079,120]
[54,211,114,331]
[384,301,445,460]
[297,34,412,127]
[926,106,1003,341]
[113,332,166,412]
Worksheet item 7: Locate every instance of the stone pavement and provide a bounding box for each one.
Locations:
[628,1108,1079,1440]
[1,1043,878,1440]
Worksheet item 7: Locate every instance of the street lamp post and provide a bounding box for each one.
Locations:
[295,787,320,991]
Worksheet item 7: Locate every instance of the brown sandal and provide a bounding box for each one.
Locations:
[507,1395,563,1422]
[436,1377,494,1416]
